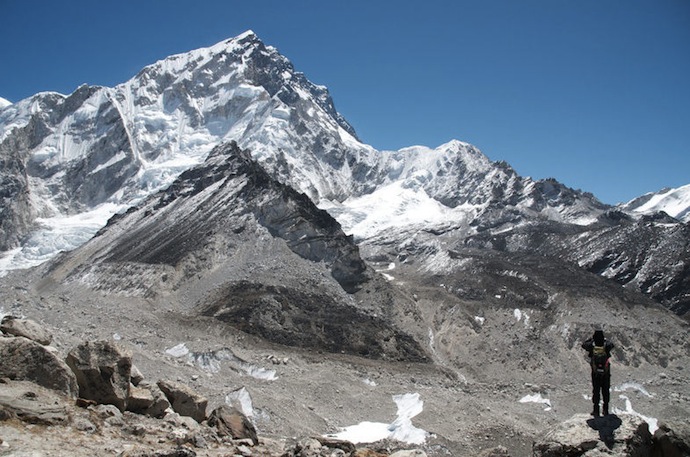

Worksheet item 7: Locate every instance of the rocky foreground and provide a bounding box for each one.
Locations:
[1,315,689,457]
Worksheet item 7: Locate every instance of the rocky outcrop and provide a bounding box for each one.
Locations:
[533,413,653,456]
[653,420,690,457]
[1,315,52,345]
[207,405,258,445]
[157,380,208,423]
[0,336,78,397]
[65,340,132,411]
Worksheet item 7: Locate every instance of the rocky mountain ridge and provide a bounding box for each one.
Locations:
[1,32,688,317]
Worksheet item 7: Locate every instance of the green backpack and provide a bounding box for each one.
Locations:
[592,344,610,376]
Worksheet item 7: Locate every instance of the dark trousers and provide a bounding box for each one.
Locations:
[592,372,610,410]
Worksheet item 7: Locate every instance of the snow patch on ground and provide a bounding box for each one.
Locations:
[614,382,653,398]
[474,316,485,326]
[225,387,254,418]
[519,393,552,411]
[165,343,190,358]
[327,393,428,445]
[164,344,277,381]
[615,395,658,434]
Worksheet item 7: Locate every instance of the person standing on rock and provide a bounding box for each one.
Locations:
[582,329,614,417]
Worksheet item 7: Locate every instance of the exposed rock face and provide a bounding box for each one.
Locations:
[0,380,70,425]
[65,340,132,411]
[1,315,53,345]
[653,420,690,457]
[40,142,428,362]
[533,413,653,457]
[0,336,78,397]
[157,380,208,423]
[207,405,258,445]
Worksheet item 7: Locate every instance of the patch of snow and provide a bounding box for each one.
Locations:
[189,348,277,380]
[0,202,126,275]
[474,316,485,326]
[519,393,552,411]
[614,395,658,434]
[362,378,377,387]
[112,333,122,341]
[614,382,653,398]
[381,272,395,281]
[165,343,190,358]
[513,308,523,322]
[327,393,428,445]
[225,387,254,418]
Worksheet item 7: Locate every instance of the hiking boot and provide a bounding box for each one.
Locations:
[591,405,600,417]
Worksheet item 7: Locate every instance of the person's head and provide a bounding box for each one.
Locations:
[593,329,605,345]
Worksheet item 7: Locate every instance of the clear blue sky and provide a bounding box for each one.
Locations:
[1,0,688,205]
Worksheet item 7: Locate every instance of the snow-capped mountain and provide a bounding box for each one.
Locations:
[0,97,11,109]
[0,31,688,317]
[621,184,690,222]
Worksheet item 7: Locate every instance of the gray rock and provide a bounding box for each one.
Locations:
[130,364,145,386]
[0,380,70,425]
[207,405,258,445]
[127,380,173,415]
[653,419,690,457]
[533,413,653,457]
[157,380,207,423]
[0,336,78,397]
[0,316,52,345]
[65,340,132,411]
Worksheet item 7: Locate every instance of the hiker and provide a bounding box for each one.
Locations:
[582,329,614,416]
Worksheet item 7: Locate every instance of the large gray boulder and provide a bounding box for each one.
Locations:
[1,316,52,345]
[0,336,78,397]
[126,382,170,418]
[157,380,207,423]
[653,419,690,457]
[207,405,258,445]
[533,413,653,456]
[65,340,132,411]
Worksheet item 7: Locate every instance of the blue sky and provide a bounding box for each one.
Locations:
[1,0,688,205]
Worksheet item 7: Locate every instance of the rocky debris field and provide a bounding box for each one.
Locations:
[1,305,689,457]
[0,315,434,457]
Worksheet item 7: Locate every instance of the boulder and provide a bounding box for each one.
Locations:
[0,336,78,397]
[131,364,145,386]
[157,380,207,423]
[1,316,52,345]
[533,413,653,457]
[653,419,690,457]
[127,382,170,418]
[207,405,258,445]
[65,340,132,411]
[0,380,70,425]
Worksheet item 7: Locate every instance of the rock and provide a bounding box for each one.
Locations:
[477,446,510,457]
[126,383,173,417]
[127,384,154,412]
[65,340,132,411]
[0,336,78,397]
[533,413,653,457]
[390,451,427,457]
[131,364,145,386]
[0,380,70,425]
[207,405,258,445]
[0,316,53,345]
[314,437,356,455]
[157,380,207,423]
[653,419,690,457]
